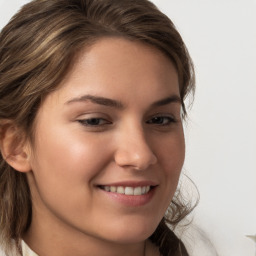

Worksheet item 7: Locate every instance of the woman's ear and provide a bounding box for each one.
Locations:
[0,121,31,173]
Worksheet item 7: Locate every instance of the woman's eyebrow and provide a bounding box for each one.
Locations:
[151,95,181,107]
[65,94,181,108]
[65,95,124,109]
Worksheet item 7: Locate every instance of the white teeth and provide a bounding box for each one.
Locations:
[117,186,125,194]
[110,186,116,192]
[125,187,134,195]
[134,187,142,195]
[101,185,151,195]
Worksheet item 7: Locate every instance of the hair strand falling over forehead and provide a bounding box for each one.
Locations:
[0,0,196,255]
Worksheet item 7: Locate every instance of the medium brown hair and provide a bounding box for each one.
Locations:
[0,0,195,255]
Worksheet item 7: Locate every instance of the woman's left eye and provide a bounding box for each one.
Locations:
[78,118,111,126]
[146,116,176,126]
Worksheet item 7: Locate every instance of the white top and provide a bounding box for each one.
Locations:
[21,241,38,256]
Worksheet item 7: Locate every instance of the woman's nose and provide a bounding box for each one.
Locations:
[114,127,157,171]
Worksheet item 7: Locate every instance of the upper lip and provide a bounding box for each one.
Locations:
[97,180,158,187]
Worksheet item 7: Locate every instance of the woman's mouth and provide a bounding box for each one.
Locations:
[97,183,157,207]
[99,185,152,196]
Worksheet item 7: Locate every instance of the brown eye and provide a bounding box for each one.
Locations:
[78,118,111,126]
[147,116,176,125]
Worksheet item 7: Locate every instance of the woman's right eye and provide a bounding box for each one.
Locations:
[78,118,111,126]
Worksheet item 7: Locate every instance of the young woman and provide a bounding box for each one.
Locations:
[0,0,195,255]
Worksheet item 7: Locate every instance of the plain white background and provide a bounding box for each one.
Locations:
[0,1,255,256]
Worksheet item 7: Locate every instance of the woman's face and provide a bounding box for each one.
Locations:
[27,38,185,245]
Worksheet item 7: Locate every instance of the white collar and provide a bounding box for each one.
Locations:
[21,240,39,256]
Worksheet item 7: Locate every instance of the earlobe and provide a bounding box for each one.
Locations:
[0,121,31,173]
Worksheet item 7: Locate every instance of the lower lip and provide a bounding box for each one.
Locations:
[99,187,156,207]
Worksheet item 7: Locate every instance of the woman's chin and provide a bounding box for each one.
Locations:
[98,224,156,245]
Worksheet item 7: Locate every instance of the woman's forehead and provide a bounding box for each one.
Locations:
[46,37,179,107]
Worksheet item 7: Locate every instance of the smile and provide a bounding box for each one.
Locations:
[100,185,151,196]
[98,183,157,207]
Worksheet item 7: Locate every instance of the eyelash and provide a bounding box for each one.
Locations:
[77,115,177,128]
